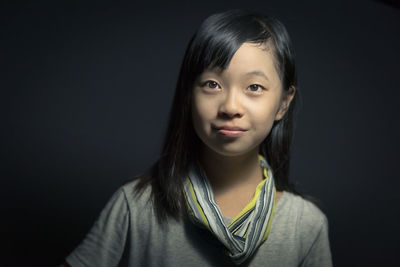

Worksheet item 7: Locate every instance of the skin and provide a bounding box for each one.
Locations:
[192,42,295,218]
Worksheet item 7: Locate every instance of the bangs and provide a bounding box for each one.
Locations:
[187,11,273,77]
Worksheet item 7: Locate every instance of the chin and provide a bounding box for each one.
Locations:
[205,142,260,158]
[197,132,263,158]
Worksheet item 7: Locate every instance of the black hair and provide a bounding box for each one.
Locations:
[135,10,299,220]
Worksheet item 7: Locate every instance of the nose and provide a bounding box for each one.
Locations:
[218,89,244,118]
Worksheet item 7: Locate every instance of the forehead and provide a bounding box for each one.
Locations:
[201,42,280,82]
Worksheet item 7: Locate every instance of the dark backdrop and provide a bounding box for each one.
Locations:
[1,1,399,266]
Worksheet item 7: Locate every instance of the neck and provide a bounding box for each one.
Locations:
[198,146,264,195]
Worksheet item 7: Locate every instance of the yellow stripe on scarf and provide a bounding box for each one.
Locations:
[262,185,276,242]
[229,157,270,228]
[187,178,211,230]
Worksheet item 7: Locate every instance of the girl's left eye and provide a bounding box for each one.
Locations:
[248,84,264,92]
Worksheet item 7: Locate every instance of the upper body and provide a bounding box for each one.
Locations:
[63,10,333,267]
[64,179,332,267]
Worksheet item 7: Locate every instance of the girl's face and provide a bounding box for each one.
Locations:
[191,42,294,157]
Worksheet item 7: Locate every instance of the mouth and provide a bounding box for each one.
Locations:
[212,125,247,137]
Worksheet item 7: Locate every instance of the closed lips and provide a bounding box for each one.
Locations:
[213,125,247,131]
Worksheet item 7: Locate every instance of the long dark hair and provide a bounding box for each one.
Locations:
[135,10,298,220]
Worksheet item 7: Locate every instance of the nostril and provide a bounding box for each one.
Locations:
[218,110,243,119]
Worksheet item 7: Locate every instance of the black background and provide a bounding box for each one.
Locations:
[1,1,399,266]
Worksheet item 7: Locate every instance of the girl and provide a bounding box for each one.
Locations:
[63,10,332,267]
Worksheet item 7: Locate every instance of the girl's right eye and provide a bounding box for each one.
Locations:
[201,80,220,89]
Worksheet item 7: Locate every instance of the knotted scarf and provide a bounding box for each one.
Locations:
[183,154,276,265]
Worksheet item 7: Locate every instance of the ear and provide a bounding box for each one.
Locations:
[275,86,296,121]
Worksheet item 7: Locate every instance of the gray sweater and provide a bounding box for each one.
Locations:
[66,180,332,267]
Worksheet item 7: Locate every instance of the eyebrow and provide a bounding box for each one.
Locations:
[245,70,269,81]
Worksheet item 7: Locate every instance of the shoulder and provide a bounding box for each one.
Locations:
[65,179,157,267]
[118,178,161,227]
[279,191,328,228]
[276,192,331,264]
[118,178,154,215]
[275,191,329,248]
[278,192,332,266]
[89,178,154,229]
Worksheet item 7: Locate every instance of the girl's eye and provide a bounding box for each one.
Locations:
[248,84,264,93]
[202,80,220,89]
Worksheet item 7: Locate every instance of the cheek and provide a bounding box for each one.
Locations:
[251,102,281,136]
[191,99,208,139]
[192,95,216,126]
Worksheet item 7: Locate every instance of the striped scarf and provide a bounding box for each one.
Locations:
[183,155,276,265]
